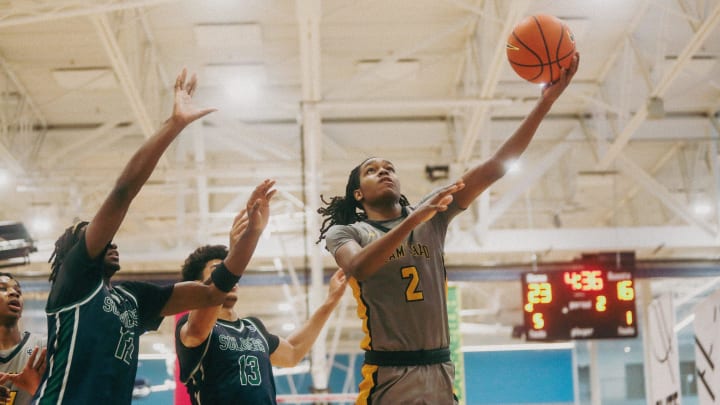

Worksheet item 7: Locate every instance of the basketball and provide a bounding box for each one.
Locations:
[506,14,575,84]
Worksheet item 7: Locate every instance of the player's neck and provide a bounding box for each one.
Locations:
[217,307,238,322]
[364,202,403,221]
[0,324,22,349]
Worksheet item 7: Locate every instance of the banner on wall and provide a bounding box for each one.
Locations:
[646,293,681,405]
[447,284,466,405]
[694,289,720,405]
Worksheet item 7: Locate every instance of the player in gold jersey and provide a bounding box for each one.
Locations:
[318,53,579,404]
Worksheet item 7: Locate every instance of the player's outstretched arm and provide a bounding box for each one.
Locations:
[334,181,464,281]
[452,52,580,209]
[270,269,347,367]
[160,180,276,317]
[84,68,217,260]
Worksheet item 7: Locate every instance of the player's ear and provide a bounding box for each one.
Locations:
[353,189,363,202]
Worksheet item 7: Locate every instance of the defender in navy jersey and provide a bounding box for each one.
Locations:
[35,70,276,405]
[318,53,579,404]
[0,273,46,405]
[175,239,346,405]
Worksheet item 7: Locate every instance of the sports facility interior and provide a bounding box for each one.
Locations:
[1,0,719,403]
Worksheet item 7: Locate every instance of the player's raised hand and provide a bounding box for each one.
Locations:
[229,209,249,247]
[410,180,465,225]
[327,269,348,302]
[542,52,579,103]
[171,68,217,127]
[245,179,277,234]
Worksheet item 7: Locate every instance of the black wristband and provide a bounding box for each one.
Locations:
[211,262,240,292]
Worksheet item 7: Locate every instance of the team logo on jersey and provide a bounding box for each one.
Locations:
[218,334,266,352]
[246,324,257,333]
[25,347,33,355]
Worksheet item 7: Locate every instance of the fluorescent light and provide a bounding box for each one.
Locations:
[693,201,712,216]
[194,23,262,48]
[0,169,9,187]
[203,64,265,102]
[30,217,52,234]
[505,159,521,173]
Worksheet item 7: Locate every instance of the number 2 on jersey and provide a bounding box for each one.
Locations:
[401,266,424,301]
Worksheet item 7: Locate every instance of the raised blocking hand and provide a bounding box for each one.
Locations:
[244,179,277,235]
[171,68,217,127]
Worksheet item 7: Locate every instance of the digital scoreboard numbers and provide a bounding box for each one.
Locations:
[522,255,638,341]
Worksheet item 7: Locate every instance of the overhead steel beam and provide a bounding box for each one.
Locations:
[615,154,716,236]
[448,225,718,255]
[595,141,686,226]
[91,13,155,140]
[0,55,48,173]
[318,98,512,112]
[295,0,329,394]
[54,225,720,264]
[485,136,573,228]
[0,0,179,28]
[596,2,720,170]
[456,0,529,166]
[43,120,125,167]
[323,15,477,98]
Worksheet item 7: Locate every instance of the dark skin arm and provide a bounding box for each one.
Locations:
[334,182,462,281]
[84,69,216,260]
[452,52,580,208]
[335,53,579,281]
[162,180,276,317]
[270,269,347,367]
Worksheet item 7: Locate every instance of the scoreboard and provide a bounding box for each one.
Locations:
[521,254,638,341]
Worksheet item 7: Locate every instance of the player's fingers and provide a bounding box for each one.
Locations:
[36,348,47,370]
[265,189,277,202]
[233,208,248,222]
[186,73,198,96]
[175,68,187,92]
[437,194,454,207]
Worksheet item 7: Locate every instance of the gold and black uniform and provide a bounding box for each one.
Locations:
[325,199,462,405]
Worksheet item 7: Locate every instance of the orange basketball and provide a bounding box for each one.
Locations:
[506,14,575,84]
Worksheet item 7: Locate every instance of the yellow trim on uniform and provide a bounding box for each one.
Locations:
[349,277,372,351]
[357,363,379,405]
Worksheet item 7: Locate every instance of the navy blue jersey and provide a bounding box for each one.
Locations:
[175,315,280,405]
[35,234,173,404]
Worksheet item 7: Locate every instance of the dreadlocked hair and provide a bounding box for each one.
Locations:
[48,221,89,283]
[181,245,228,282]
[316,160,410,243]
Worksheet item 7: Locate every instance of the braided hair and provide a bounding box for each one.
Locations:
[181,245,228,282]
[48,221,89,283]
[317,158,410,243]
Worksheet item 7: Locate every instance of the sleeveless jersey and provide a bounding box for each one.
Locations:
[0,331,46,405]
[35,235,172,405]
[175,315,280,405]
[325,203,461,352]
